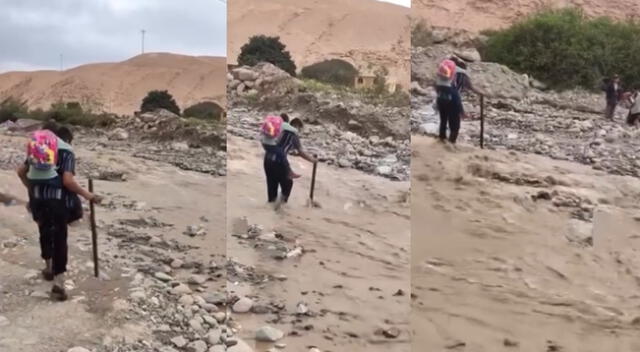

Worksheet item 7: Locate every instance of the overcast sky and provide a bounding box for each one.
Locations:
[376,0,411,7]
[0,0,226,72]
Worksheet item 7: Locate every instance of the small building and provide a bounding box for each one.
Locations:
[354,74,376,90]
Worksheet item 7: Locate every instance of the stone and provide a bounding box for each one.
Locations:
[233,68,259,81]
[170,259,184,269]
[203,292,226,305]
[109,128,129,141]
[68,348,91,352]
[382,327,401,338]
[171,336,188,348]
[185,225,207,237]
[376,165,393,176]
[232,297,254,313]
[179,295,195,306]
[213,312,227,323]
[203,315,219,326]
[171,284,192,295]
[171,142,190,151]
[154,272,173,282]
[190,318,205,333]
[455,48,481,62]
[296,302,309,315]
[255,326,284,342]
[130,290,146,300]
[206,329,222,345]
[187,340,208,352]
[227,339,254,352]
[188,275,207,285]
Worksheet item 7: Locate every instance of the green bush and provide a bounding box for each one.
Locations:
[480,8,640,90]
[183,101,225,121]
[412,20,435,48]
[301,59,359,87]
[238,35,297,76]
[0,99,115,127]
[46,102,116,127]
[140,90,181,115]
[0,97,29,123]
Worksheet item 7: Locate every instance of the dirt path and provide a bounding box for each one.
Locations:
[226,135,410,351]
[0,133,225,352]
[411,135,640,352]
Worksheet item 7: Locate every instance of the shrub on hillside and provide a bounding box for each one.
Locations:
[412,20,435,48]
[183,101,225,121]
[47,102,116,127]
[301,59,359,87]
[238,35,297,76]
[0,97,29,123]
[141,90,181,115]
[481,8,640,90]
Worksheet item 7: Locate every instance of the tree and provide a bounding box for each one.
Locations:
[140,90,181,115]
[183,101,225,120]
[237,35,297,76]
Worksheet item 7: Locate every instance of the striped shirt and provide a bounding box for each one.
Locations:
[26,149,76,201]
[277,129,301,155]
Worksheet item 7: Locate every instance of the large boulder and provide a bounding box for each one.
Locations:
[232,67,259,82]
[411,44,530,100]
[454,48,481,62]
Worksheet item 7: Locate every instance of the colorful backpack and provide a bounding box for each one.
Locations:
[27,129,58,171]
[261,115,283,139]
[437,59,457,81]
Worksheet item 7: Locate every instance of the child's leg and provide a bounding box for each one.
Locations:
[32,200,54,280]
[42,201,69,300]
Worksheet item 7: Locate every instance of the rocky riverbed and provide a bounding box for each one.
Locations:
[0,124,227,352]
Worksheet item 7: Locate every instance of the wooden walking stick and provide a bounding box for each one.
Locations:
[309,161,318,202]
[480,95,485,149]
[88,179,99,278]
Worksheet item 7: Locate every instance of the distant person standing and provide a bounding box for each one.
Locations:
[435,59,464,144]
[603,74,623,119]
[626,90,640,127]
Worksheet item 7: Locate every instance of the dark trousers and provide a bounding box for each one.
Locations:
[628,113,640,126]
[437,100,461,143]
[32,199,68,276]
[605,102,617,119]
[264,157,293,203]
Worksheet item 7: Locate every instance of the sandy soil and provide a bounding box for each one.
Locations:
[0,133,225,352]
[226,135,410,351]
[411,135,640,351]
[0,53,226,115]
[413,0,640,32]
[228,0,411,90]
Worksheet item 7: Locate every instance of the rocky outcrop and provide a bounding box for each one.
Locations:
[227,63,302,102]
[412,44,531,100]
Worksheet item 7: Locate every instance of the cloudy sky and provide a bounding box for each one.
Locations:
[0,0,226,72]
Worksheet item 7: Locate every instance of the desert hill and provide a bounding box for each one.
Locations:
[413,0,640,32]
[228,0,411,90]
[0,53,226,116]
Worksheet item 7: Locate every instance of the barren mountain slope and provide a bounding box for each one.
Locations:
[413,0,640,32]
[0,53,226,116]
[228,0,411,89]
